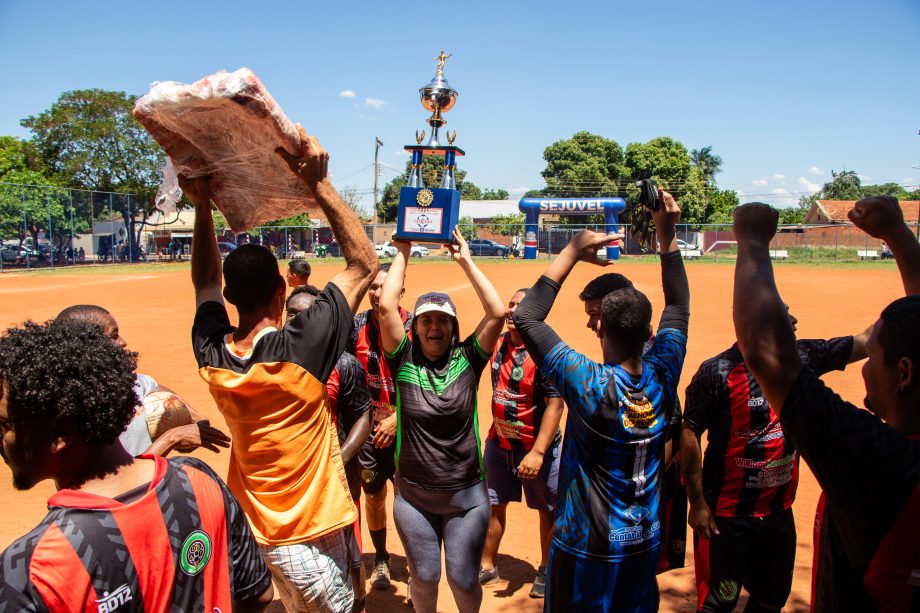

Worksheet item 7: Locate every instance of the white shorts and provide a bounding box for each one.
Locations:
[260,528,354,613]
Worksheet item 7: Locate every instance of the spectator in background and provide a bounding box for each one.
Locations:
[287,258,312,288]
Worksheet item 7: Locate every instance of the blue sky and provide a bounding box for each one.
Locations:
[1,0,917,211]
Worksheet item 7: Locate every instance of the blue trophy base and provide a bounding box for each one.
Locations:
[395,187,460,243]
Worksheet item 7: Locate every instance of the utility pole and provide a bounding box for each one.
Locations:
[374,137,384,223]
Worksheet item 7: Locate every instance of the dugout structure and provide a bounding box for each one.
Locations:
[519,197,626,260]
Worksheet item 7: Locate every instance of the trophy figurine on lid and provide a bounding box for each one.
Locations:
[394,51,463,242]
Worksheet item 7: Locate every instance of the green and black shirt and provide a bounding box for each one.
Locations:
[386,333,489,491]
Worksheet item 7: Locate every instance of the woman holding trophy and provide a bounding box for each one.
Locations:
[376,228,505,612]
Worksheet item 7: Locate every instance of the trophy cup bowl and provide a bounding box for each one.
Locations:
[419,76,458,117]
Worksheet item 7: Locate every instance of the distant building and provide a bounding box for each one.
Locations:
[805,200,920,224]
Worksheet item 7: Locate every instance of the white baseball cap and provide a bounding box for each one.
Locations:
[414,292,457,317]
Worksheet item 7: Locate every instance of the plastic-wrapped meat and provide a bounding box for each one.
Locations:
[133,68,316,233]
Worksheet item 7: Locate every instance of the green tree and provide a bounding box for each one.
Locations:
[778,195,813,225]
[378,156,483,222]
[264,212,312,227]
[21,89,166,259]
[624,137,707,224]
[821,170,862,200]
[705,188,739,224]
[486,212,525,236]
[480,188,510,200]
[541,131,627,197]
[859,182,910,199]
[690,146,723,186]
[457,215,478,241]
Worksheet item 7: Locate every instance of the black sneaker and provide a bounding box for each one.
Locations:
[478,566,500,586]
[370,559,391,590]
[529,565,547,598]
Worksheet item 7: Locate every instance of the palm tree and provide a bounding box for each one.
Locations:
[691,146,724,186]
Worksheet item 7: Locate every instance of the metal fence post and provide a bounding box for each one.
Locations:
[47,192,53,270]
[22,189,29,270]
[835,225,839,262]
[128,195,133,263]
[69,191,75,264]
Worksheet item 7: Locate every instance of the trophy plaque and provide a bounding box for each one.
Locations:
[395,51,463,242]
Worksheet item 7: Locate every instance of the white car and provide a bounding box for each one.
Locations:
[376,241,429,258]
[375,242,397,258]
[677,239,702,259]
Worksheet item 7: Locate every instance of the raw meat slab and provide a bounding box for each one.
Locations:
[134,68,316,233]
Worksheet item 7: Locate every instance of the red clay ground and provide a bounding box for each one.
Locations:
[0,259,902,612]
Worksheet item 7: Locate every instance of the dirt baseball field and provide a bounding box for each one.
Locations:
[0,259,902,612]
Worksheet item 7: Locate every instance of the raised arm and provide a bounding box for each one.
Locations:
[447,228,505,353]
[653,190,690,333]
[848,195,920,296]
[732,204,802,414]
[513,229,621,365]
[277,126,377,312]
[180,174,223,307]
[377,242,411,355]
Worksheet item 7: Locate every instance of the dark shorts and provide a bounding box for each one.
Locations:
[483,436,559,511]
[545,544,660,612]
[358,434,396,495]
[693,509,796,612]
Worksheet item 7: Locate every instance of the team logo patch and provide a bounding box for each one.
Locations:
[717,579,739,603]
[96,584,132,612]
[180,530,212,575]
[510,366,524,381]
[624,503,650,524]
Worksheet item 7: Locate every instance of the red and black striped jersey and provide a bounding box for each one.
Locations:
[327,352,371,500]
[487,332,561,452]
[0,455,270,612]
[684,338,852,518]
[784,369,920,612]
[349,308,412,424]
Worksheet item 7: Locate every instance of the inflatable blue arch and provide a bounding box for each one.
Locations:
[518,197,626,259]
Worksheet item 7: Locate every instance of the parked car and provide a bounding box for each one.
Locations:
[467,239,515,258]
[677,239,703,259]
[375,241,429,258]
[217,242,238,257]
[375,242,397,258]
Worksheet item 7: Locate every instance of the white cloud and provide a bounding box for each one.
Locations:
[339,89,356,98]
[772,188,789,195]
[808,166,823,175]
[858,174,872,182]
[508,186,531,195]
[901,177,915,184]
[797,177,821,192]
[752,178,768,187]
[773,174,786,180]
[394,149,410,156]
[364,97,386,109]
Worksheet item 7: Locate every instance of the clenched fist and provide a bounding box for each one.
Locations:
[733,203,778,245]
[848,196,906,240]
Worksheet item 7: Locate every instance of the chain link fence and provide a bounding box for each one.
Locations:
[1,182,912,270]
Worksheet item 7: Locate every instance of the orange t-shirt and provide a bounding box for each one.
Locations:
[192,285,355,546]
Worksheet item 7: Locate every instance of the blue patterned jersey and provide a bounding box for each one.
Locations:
[540,327,687,561]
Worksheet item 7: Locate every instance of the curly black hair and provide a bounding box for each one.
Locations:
[0,320,139,445]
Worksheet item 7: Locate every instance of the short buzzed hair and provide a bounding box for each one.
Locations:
[579,273,634,302]
[55,304,111,325]
[288,258,311,277]
[879,296,920,368]
[223,245,285,312]
[601,287,652,354]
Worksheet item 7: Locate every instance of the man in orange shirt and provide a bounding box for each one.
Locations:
[185,127,377,612]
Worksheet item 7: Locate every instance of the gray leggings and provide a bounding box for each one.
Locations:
[393,478,491,613]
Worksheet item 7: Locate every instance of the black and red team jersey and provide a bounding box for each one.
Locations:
[783,368,920,612]
[684,338,852,518]
[327,352,372,500]
[0,455,270,612]
[487,332,561,452]
[349,308,412,424]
